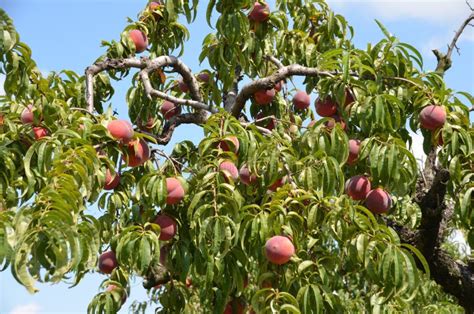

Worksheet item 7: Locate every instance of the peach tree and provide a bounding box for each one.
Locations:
[0,1,473,313]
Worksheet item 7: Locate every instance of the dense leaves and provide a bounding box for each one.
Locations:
[0,1,473,313]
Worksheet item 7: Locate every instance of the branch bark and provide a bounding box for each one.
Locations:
[230,64,334,117]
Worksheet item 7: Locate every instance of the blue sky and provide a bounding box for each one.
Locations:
[0,1,473,313]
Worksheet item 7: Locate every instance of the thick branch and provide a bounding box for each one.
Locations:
[231,65,334,117]
[85,56,205,112]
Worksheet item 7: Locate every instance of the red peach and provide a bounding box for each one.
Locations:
[292,90,311,110]
[346,175,371,200]
[347,139,361,165]
[186,277,192,288]
[166,177,185,205]
[218,136,240,154]
[160,101,181,120]
[256,112,276,130]
[265,235,295,265]
[219,160,239,181]
[107,120,134,143]
[98,250,118,274]
[154,215,177,241]
[104,169,120,190]
[365,188,392,214]
[21,105,34,124]
[325,115,346,130]
[274,81,283,92]
[419,105,446,131]
[106,284,127,304]
[239,165,257,185]
[268,176,286,191]
[197,72,210,83]
[123,139,150,167]
[33,127,48,140]
[178,79,189,93]
[129,29,148,53]
[308,120,317,128]
[254,89,275,105]
[315,97,337,117]
[148,1,162,20]
[249,1,270,22]
[224,300,245,314]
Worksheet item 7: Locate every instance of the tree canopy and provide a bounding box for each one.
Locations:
[0,1,473,313]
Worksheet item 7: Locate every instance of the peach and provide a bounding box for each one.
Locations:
[344,89,355,106]
[274,81,283,92]
[160,101,181,120]
[166,177,185,205]
[419,105,446,130]
[249,1,270,22]
[104,169,120,190]
[254,89,275,105]
[239,165,257,185]
[256,112,276,130]
[307,120,317,128]
[123,139,150,167]
[186,277,192,288]
[129,29,148,53]
[315,97,337,117]
[347,139,361,165]
[98,250,118,274]
[325,115,346,130]
[365,188,392,214]
[21,105,34,124]
[268,176,285,191]
[154,215,177,241]
[292,90,311,110]
[265,235,295,265]
[218,136,240,154]
[107,120,134,143]
[346,175,371,200]
[197,72,210,83]
[148,1,162,19]
[219,160,239,181]
[33,127,48,140]
[178,79,189,93]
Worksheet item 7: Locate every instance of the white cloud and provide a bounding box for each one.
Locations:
[328,0,472,24]
[10,303,41,314]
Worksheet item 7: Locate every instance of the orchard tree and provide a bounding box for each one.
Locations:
[0,1,473,313]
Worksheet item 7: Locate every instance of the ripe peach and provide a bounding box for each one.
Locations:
[197,72,210,83]
[265,235,295,265]
[218,136,240,154]
[148,1,162,20]
[315,97,337,117]
[274,81,283,92]
[166,177,185,205]
[346,175,371,200]
[104,169,120,190]
[249,1,270,22]
[33,127,48,140]
[160,101,181,120]
[292,90,311,110]
[256,112,276,130]
[239,165,257,185]
[307,120,317,128]
[123,139,150,167]
[178,79,189,93]
[185,277,192,288]
[21,105,34,124]
[107,120,134,143]
[419,105,446,131]
[347,139,361,165]
[154,215,177,241]
[224,300,245,314]
[268,176,286,191]
[254,89,275,105]
[325,115,346,130]
[219,160,239,181]
[129,29,148,53]
[98,250,118,274]
[365,188,392,214]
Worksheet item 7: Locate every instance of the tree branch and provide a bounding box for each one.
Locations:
[433,12,474,73]
[231,65,335,117]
